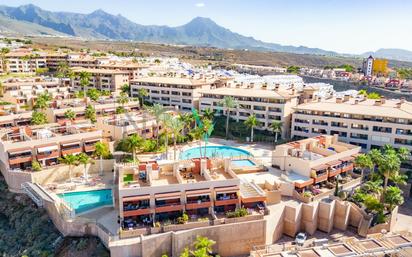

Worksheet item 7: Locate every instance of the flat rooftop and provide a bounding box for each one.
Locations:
[71,67,129,75]
[200,87,298,99]
[295,97,412,119]
[131,76,216,86]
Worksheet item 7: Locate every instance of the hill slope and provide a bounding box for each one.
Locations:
[363,48,412,63]
[0,4,337,55]
[0,14,65,36]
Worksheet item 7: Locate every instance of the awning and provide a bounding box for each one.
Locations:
[84,137,101,143]
[340,156,355,162]
[186,189,211,197]
[155,192,181,201]
[37,144,58,153]
[327,160,342,166]
[8,147,32,155]
[312,164,328,171]
[61,140,81,146]
[215,186,239,193]
[123,195,150,202]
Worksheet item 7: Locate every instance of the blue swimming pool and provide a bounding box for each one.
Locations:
[231,159,256,167]
[180,145,252,160]
[57,189,113,214]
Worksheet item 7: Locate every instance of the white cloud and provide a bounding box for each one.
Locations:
[195,3,205,8]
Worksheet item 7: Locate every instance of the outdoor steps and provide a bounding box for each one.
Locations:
[240,181,265,198]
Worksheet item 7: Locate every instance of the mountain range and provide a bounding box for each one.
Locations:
[0,4,411,62]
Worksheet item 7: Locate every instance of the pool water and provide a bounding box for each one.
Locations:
[180,145,251,160]
[57,189,113,214]
[232,159,256,167]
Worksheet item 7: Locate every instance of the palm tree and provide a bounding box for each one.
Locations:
[169,117,184,160]
[397,147,410,162]
[244,114,258,142]
[147,104,166,146]
[31,111,48,125]
[368,148,383,173]
[378,151,401,202]
[270,121,283,143]
[59,154,79,182]
[86,88,101,102]
[64,109,76,121]
[193,235,216,255]
[117,92,129,110]
[161,113,173,160]
[220,96,237,139]
[178,113,193,136]
[200,118,214,158]
[355,153,373,180]
[78,71,91,101]
[85,104,97,123]
[202,107,215,121]
[34,92,52,110]
[94,141,110,176]
[77,152,93,182]
[125,134,143,162]
[0,82,4,97]
[384,186,404,212]
[137,88,148,108]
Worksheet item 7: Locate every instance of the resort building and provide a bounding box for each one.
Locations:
[3,50,47,74]
[117,158,266,233]
[0,111,33,128]
[70,67,129,94]
[98,61,148,81]
[291,95,412,151]
[199,87,299,138]
[96,112,158,140]
[130,76,220,111]
[44,98,140,123]
[0,122,102,172]
[272,135,360,191]
[1,77,69,107]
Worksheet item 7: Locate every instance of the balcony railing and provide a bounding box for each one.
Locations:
[37,151,60,160]
[186,201,212,210]
[9,155,32,165]
[155,204,184,213]
[214,198,239,206]
[123,208,152,217]
[61,147,82,155]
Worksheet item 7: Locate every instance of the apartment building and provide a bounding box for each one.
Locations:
[45,53,69,70]
[45,98,140,123]
[272,135,360,191]
[99,61,148,81]
[3,50,47,73]
[130,76,218,111]
[0,122,102,172]
[96,112,158,140]
[118,158,266,232]
[0,111,32,129]
[199,87,299,138]
[71,67,129,94]
[291,95,412,151]
[1,77,69,107]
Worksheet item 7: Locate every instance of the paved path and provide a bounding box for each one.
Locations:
[394,200,412,233]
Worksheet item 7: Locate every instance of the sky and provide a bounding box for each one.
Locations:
[1,0,412,54]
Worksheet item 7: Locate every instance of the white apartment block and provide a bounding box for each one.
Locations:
[291,95,412,151]
[199,87,299,138]
[1,78,69,107]
[130,76,219,111]
[71,67,129,94]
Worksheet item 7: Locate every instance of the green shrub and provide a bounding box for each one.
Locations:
[177,212,189,224]
[31,160,42,172]
[225,208,248,218]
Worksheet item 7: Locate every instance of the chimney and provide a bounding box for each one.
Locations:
[343,95,350,102]
[396,102,402,108]
[380,96,386,104]
[374,99,382,106]
[354,99,359,105]
[336,97,343,103]
[400,97,405,104]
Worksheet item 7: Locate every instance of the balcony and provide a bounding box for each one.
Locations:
[186,201,212,210]
[123,208,152,217]
[155,204,184,213]
[84,144,96,152]
[9,155,32,165]
[37,151,59,160]
[341,163,354,173]
[61,146,82,155]
[214,198,239,206]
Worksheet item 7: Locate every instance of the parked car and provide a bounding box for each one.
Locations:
[295,232,307,246]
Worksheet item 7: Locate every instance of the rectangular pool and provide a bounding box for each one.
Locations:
[232,159,256,167]
[57,189,113,214]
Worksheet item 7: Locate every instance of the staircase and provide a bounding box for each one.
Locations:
[21,182,53,208]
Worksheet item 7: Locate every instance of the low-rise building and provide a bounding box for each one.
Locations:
[291,95,412,151]
[0,122,102,172]
[199,87,299,138]
[117,158,266,232]
[3,50,47,74]
[272,135,360,191]
[71,67,130,94]
[130,76,219,111]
